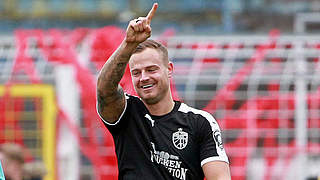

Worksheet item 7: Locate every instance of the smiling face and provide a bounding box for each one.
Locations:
[129,48,173,105]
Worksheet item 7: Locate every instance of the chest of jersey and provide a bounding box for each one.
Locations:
[120,104,203,180]
[104,96,226,180]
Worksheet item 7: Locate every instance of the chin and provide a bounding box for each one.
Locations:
[141,95,160,105]
[144,98,160,105]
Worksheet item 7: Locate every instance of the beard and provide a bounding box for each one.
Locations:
[142,94,162,105]
[137,84,169,105]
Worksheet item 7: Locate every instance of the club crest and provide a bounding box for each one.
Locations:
[172,128,188,150]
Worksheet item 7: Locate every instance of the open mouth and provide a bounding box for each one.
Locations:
[141,84,154,89]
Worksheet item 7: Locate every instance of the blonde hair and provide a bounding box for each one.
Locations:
[132,39,169,65]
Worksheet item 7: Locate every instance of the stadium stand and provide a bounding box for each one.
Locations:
[0,0,320,180]
[0,28,319,179]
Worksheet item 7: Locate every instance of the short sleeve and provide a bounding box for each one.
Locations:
[97,93,132,134]
[198,112,229,167]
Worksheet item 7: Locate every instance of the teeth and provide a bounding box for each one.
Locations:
[142,84,153,89]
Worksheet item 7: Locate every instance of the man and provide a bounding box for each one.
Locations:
[97,3,231,180]
[0,143,25,180]
[0,159,5,180]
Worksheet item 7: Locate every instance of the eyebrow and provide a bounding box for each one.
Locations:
[130,64,160,72]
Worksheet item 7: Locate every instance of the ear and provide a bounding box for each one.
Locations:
[167,62,173,78]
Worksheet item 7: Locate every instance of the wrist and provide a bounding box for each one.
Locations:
[122,39,140,49]
[116,40,140,60]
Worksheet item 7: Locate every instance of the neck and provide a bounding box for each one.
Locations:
[144,94,175,116]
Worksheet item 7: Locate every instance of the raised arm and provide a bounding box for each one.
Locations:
[97,3,158,123]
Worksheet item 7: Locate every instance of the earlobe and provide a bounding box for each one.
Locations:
[167,62,174,78]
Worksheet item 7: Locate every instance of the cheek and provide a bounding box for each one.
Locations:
[132,77,139,86]
[158,73,169,83]
[154,72,164,79]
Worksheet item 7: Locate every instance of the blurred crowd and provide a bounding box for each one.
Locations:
[0,143,47,180]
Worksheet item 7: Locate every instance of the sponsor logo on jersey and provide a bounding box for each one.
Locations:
[172,128,188,150]
[213,130,224,150]
[150,142,188,180]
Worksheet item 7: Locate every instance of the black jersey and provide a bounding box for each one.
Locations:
[99,94,228,180]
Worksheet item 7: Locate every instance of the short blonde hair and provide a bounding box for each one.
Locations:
[132,39,169,65]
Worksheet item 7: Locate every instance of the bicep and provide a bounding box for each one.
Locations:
[198,118,229,167]
[202,161,231,180]
[97,85,126,124]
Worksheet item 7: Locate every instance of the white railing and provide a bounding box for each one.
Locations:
[0,33,320,179]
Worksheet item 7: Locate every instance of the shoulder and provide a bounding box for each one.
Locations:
[101,93,144,128]
[124,93,146,112]
[177,103,217,125]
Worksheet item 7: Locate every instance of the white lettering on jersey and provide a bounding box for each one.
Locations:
[145,114,155,127]
[150,142,188,180]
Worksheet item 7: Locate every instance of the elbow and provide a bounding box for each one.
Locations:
[96,72,104,89]
[96,73,109,93]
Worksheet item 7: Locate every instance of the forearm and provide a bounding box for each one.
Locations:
[96,3,158,122]
[97,40,138,94]
[97,2,157,92]
[96,41,139,122]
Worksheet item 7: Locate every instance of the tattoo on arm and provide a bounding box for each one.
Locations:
[96,42,137,122]
[110,62,127,86]
[97,85,125,122]
[97,86,124,112]
[97,54,128,121]
[97,48,129,93]
[97,93,107,114]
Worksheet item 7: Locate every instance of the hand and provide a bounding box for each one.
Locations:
[125,3,158,43]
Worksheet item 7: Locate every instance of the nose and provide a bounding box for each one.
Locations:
[140,71,150,82]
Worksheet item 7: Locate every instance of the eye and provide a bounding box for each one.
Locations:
[132,70,140,77]
[147,67,158,73]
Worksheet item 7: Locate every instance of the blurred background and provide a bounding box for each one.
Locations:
[1,0,320,34]
[0,0,319,180]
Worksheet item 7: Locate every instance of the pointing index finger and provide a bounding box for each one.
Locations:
[146,3,158,24]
